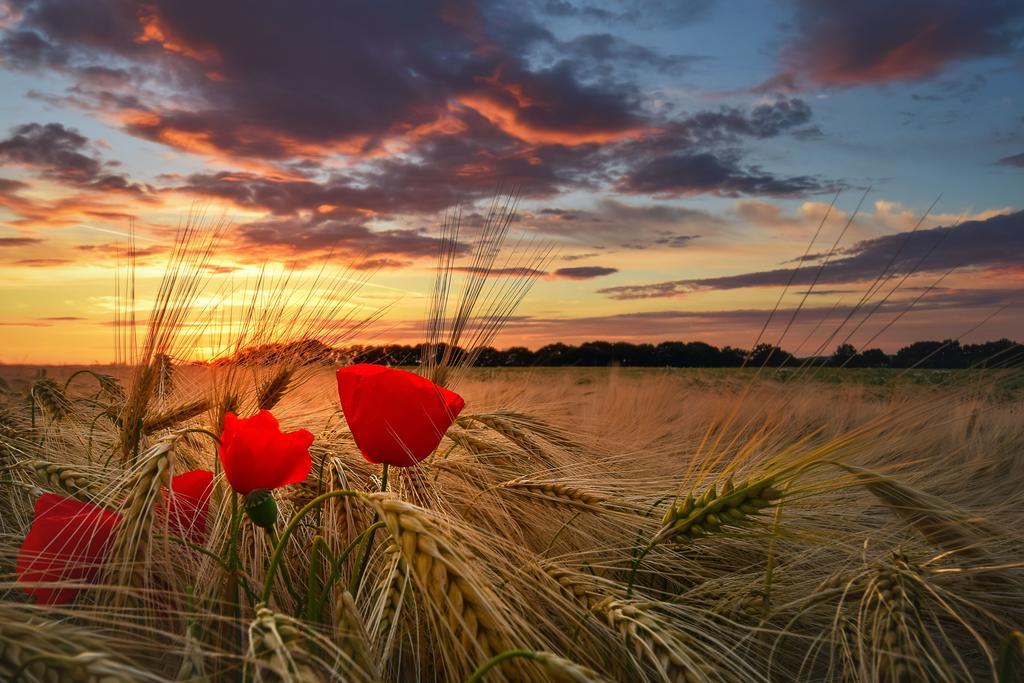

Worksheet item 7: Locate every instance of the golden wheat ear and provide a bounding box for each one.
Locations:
[835,462,995,560]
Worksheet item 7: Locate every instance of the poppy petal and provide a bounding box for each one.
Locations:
[219,410,314,494]
[16,493,120,605]
[336,364,465,467]
[167,469,214,543]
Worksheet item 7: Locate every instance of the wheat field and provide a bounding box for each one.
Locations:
[1,220,1023,683]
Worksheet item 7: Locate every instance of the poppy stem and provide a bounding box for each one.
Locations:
[260,489,358,605]
[314,521,386,617]
[266,528,303,605]
[349,463,388,596]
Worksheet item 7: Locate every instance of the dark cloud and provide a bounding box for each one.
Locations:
[450,266,548,277]
[552,265,618,279]
[0,122,146,193]
[2,0,646,159]
[1,2,822,207]
[620,152,825,197]
[997,152,1024,167]
[489,287,1022,344]
[556,33,704,77]
[765,0,1024,88]
[0,178,29,194]
[525,199,718,249]
[534,0,714,26]
[0,236,44,247]
[600,210,1024,299]
[12,258,74,267]
[237,217,469,262]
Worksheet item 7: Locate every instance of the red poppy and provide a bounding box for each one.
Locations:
[219,410,314,494]
[17,493,121,605]
[336,364,465,467]
[166,469,214,543]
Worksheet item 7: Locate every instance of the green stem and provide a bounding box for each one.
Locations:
[625,541,656,599]
[266,528,303,606]
[315,521,386,616]
[466,650,539,683]
[260,489,359,604]
[349,463,388,596]
[303,536,332,623]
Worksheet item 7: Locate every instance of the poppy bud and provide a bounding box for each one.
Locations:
[245,489,278,530]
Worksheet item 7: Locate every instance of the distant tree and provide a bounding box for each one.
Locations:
[830,343,858,367]
[747,343,794,367]
[859,348,890,368]
[685,341,722,367]
[472,346,502,366]
[962,338,1022,368]
[502,346,534,366]
[719,346,746,367]
[893,340,966,369]
[535,343,573,366]
[578,341,615,366]
[655,341,688,366]
[327,337,1018,369]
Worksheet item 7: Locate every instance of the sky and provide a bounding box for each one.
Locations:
[0,0,1022,363]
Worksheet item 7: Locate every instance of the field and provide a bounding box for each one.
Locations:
[2,359,1024,682]
[1,220,1023,683]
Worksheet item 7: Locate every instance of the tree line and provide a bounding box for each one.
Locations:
[340,338,1022,369]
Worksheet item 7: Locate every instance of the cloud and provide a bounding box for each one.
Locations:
[599,209,1024,299]
[619,152,826,197]
[0,236,43,247]
[483,286,1022,348]
[532,0,714,26]
[763,0,1024,89]
[2,1,649,158]
[525,199,718,249]
[997,152,1024,167]
[552,265,618,279]
[450,266,548,277]
[1,3,825,209]
[12,257,74,267]
[237,217,469,263]
[0,122,146,193]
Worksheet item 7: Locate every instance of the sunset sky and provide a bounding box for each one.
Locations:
[1,0,1022,363]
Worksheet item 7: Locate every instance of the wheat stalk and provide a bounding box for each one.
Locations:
[25,459,107,504]
[31,377,72,420]
[364,494,514,662]
[102,438,175,610]
[141,399,210,435]
[498,479,607,510]
[334,589,380,682]
[655,476,783,545]
[257,367,294,412]
[247,605,324,683]
[0,612,149,682]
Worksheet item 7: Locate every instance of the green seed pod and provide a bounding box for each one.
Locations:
[722,478,734,495]
[245,488,279,530]
[689,524,705,538]
[704,513,721,529]
[679,495,695,516]
[722,508,744,522]
[702,485,717,506]
[760,486,783,500]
